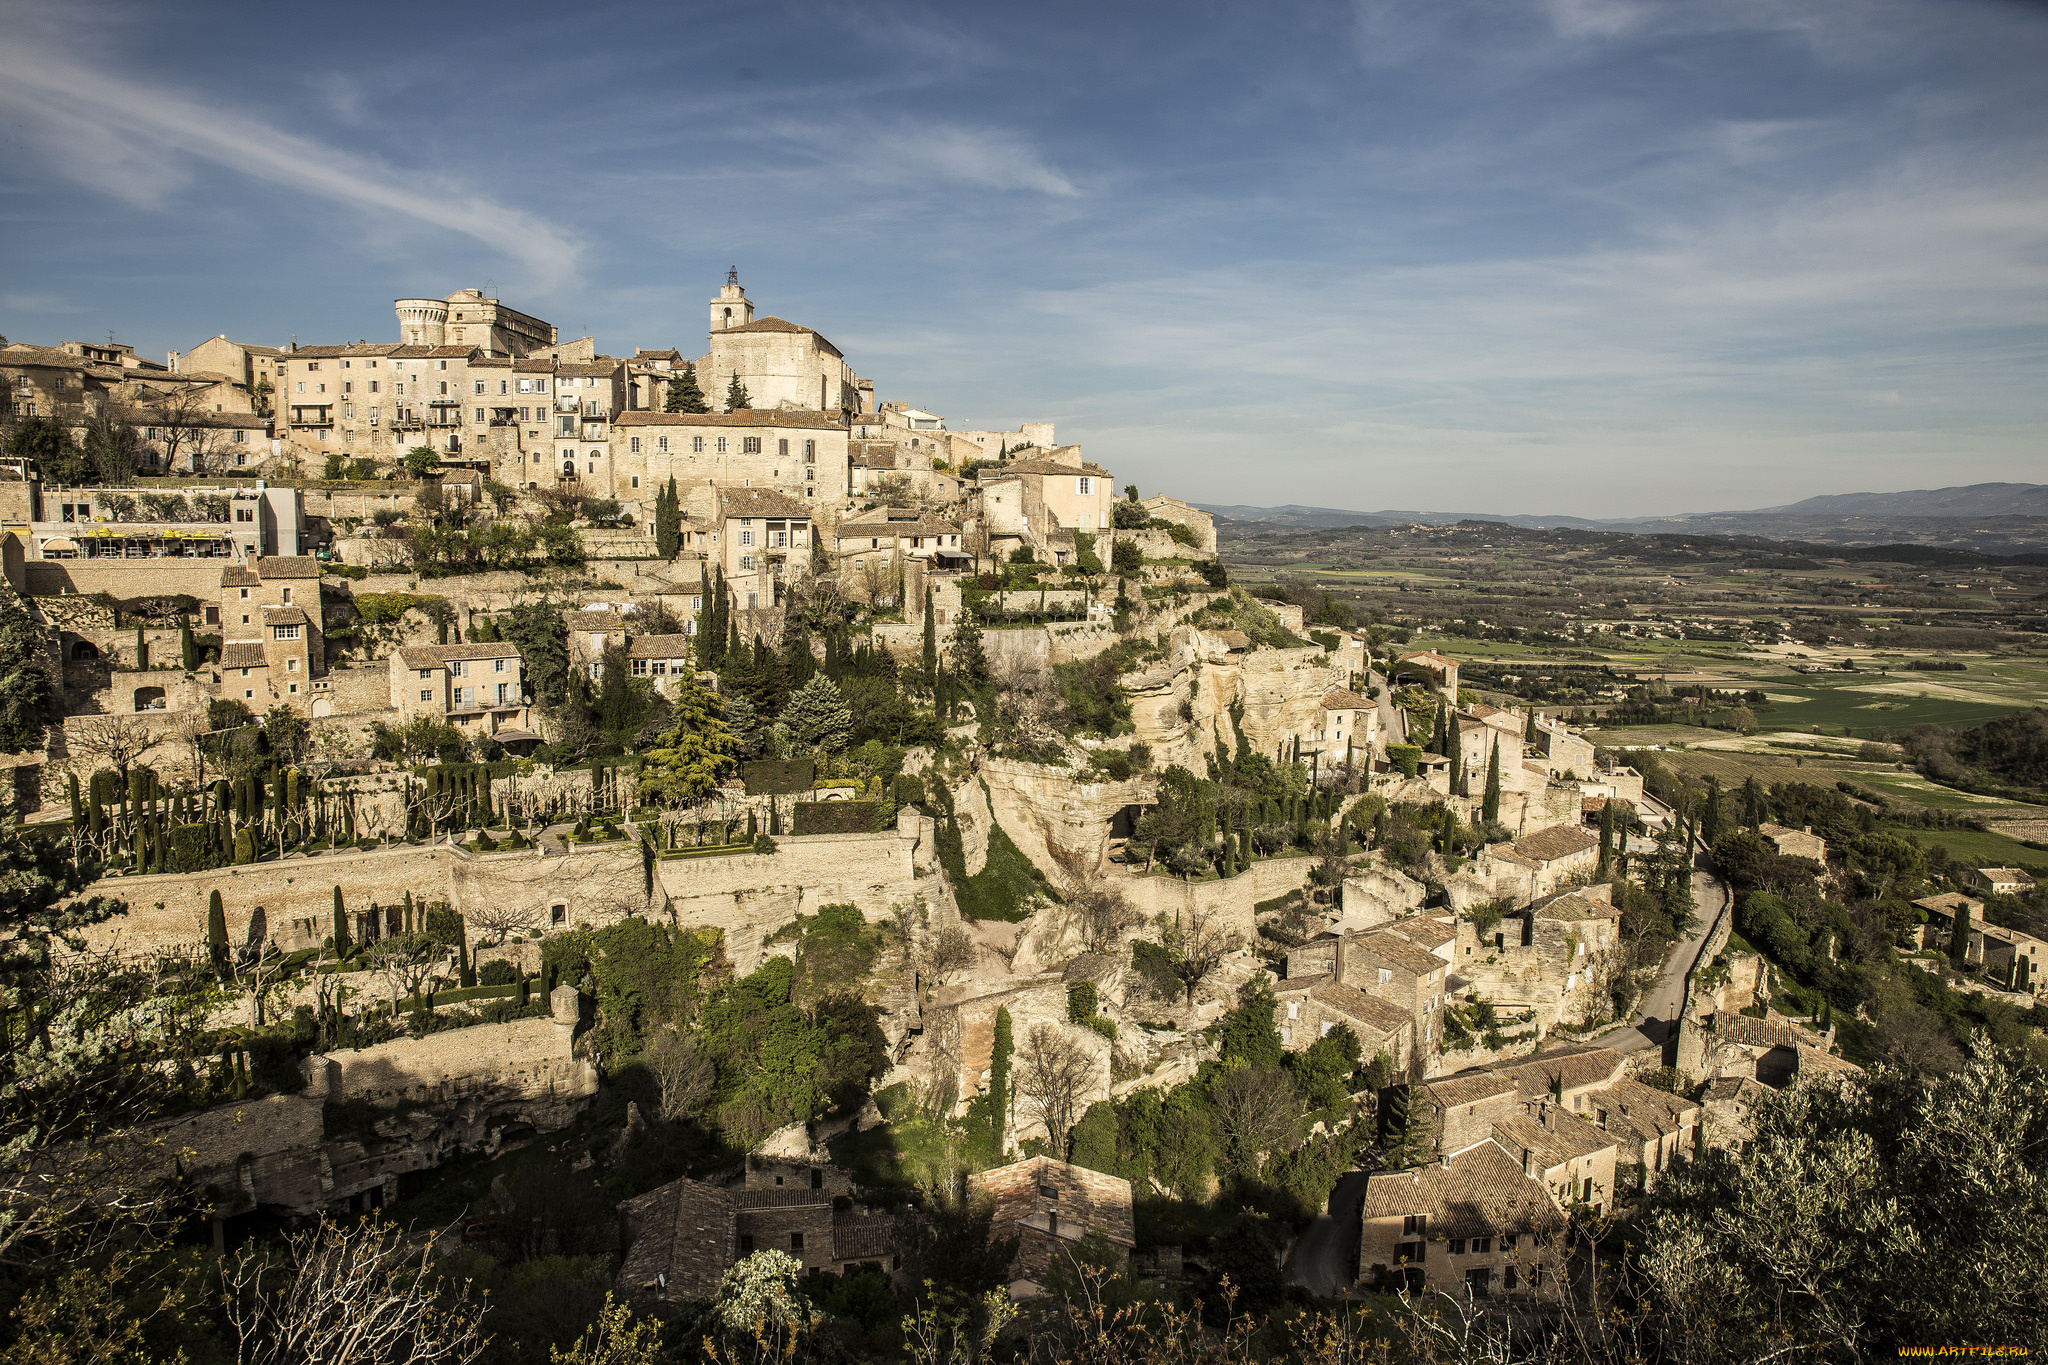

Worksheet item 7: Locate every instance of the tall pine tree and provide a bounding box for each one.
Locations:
[655,477,681,559]
[921,588,938,693]
[725,371,752,413]
[663,363,709,414]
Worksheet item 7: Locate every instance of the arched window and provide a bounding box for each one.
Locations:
[132,686,166,711]
[70,640,100,660]
[560,461,576,480]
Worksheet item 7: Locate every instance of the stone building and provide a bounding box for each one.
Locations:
[1272,976,1416,1072]
[1759,823,1827,863]
[1393,650,1459,696]
[1476,825,1601,904]
[1306,688,1377,769]
[833,508,968,571]
[716,487,815,615]
[387,641,530,739]
[700,274,867,414]
[218,556,323,710]
[977,457,1114,559]
[967,1156,1135,1293]
[613,409,848,520]
[1451,885,1625,1031]
[1360,1140,1567,1300]
[1914,893,2044,993]
[393,289,557,356]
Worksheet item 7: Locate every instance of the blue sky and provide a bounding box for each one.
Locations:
[1,0,2042,517]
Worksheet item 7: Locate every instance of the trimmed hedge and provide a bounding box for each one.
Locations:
[793,800,887,835]
[742,759,815,796]
[657,843,754,861]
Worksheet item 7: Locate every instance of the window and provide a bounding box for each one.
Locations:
[273,624,299,640]
[551,904,567,926]
[370,380,379,393]
[1448,1239,1466,1256]
[475,408,484,422]
[716,437,727,453]
[1502,1234,1518,1251]
[630,475,639,487]
[496,682,509,703]
[420,689,432,701]
[690,596,702,610]
[474,381,485,394]
[804,439,815,462]
[343,381,353,394]
[307,362,321,372]
[739,530,753,547]
[789,1233,803,1252]
[692,436,704,452]
[740,555,755,570]
[493,658,506,673]
[1402,1215,1427,1236]
[1471,1236,1492,1254]
[1377,968,1393,986]
[1582,1177,1594,1203]
[437,360,448,371]
[1503,1265,1518,1291]
[739,1235,754,1254]
[295,382,304,394]
[451,661,465,677]
[632,658,647,676]
[1078,476,1093,495]
[630,437,641,453]
[778,438,788,456]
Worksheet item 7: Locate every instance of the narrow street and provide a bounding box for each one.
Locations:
[1283,1169,1372,1298]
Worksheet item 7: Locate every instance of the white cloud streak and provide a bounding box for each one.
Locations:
[0,14,583,291]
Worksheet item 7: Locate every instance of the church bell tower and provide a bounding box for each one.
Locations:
[710,268,754,334]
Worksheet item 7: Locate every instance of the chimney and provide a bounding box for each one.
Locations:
[1540,1103,1554,1132]
[1521,1146,1534,1177]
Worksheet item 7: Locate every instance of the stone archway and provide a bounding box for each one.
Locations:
[132,685,166,711]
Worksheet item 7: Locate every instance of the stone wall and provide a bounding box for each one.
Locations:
[1114,857,1317,944]
[74,839,654,957]
[655,821,935,974]
[151,1006,596,1218]
[24,558,231,600]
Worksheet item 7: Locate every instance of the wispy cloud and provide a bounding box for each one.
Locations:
[0,8,584,291]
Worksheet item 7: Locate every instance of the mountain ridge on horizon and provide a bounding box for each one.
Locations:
[1197,482,2048,530]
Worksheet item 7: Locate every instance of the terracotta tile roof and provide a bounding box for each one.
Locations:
[1308,981,1413,1038]
[633,348,683,361]
[1428,1070,1520,1110]
[1912,892,1978,917]
[1497,1047,1629,1100]
[988,457,1110,478]
[1382,916,1457,950]
[397,642,522,669]
[1792,1044,1863,1079]
[255,556,322,579]
[1396,650,1457,669]
[1702,1075,1766,1106]
[718,488,811,520]
[613,408,846,431]
[831,1214,893,1262]
[219,642,267,668]
[717,315,844,358]
[616,1177,735,1304]
[1361,1140,1564,1239]
[0,344,91,371]
[557,361,621,378]
[1701,1010,1826,1052]
[1588,1078,1697,1145]
[262,606,309,626]
[1492,1106,1615,1168]
[1582,796,1636,814]
[1322,688,1371,710]
[1511,826,1600,863]
[1531,891,1620,922]
[1350,929,1445,979]
[626,634,695,658]
[563,610,630,632]
[220,566,260,587]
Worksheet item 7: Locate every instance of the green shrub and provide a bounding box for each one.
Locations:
[793,800,884,835]
[1088,750,1133,781]
[478,959,520,987]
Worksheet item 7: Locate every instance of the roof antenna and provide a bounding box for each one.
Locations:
[728,266,740,287]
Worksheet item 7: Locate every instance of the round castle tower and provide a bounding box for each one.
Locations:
[394,297,448,346]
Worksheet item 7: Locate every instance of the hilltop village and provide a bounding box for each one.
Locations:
[0,281,1900,1348]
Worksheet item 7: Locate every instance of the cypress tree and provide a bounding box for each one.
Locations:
[1447,722,1463,796]
[1432,699,1448,756]
[1482,739,1502,824]
[67,772,81,824]
[233,828,255,865]
[1598,801,1616,873]
[207,890,228,972]
[134,625,148,671]
[921,588,938,692]
[332,886,348,956]
[694,562,717,668]
[990,1005,1014,1151]
[180,619,196,672]
[1950,901,1972,967]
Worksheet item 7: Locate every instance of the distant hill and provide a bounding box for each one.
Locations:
[1199,484,2048,553]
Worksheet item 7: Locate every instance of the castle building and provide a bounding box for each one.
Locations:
[393,289,557,357]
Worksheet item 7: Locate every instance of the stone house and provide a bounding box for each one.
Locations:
[1335,928,1451,1062]
[1452,886,1624,1031]
[1273,976,1416,1072]
[1972,867,2038,898]
[967,1156,1135,1293]
[1914,893,2044,992]
[388,641,529,738]
[1759,823,1827,863]
[1529,717,1595,780]
[833,509,969,571]
[1477,826,1601,904]
[613,408,847,521]
[976,457,1114,560]
[563,608,632,680]
[217,556,323,711]
[1587,1077,1698,1193]
[716,486,814,615]
[628,635,700,696]
[1308,688,1377,769]
[1359,1141,1567,1301]
[1392,650,1459,696]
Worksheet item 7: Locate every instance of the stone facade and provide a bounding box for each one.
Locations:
[968,1156,1135,1290]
